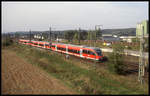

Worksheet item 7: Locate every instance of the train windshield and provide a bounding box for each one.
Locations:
[94,49,102,56]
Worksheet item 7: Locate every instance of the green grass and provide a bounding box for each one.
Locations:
[7,43,148,94]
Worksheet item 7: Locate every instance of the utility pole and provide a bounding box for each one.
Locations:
[49,27,51,42]
[78,27,81,45]
[138,25,145,84]
[95,25,103,39]
[95,25,103,46]
[95,27,97,47]
[29,29,31,47]
[17,32,19,44]
[49,27,52,50]
[90,30,92,47]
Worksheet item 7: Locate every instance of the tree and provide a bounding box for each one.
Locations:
[73,32,78,42]
[87,30,91,40]
[107,44,125,75]
[97,28,102,40]
[64,30,76,42]
[80,30,88,40]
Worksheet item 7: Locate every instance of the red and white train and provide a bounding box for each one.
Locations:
[19,39,104,61]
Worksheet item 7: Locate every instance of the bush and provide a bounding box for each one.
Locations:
[107,45,125,75]
[127,46,132,50]
[2,38,13,47]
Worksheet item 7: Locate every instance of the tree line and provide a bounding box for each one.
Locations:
[64,29,102,42]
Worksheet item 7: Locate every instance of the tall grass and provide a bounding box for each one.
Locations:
[8,44,148,94]
[2,38,13,47]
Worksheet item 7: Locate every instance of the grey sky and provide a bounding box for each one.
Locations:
[2,2,149,32]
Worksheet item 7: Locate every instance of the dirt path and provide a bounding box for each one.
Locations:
[2,49,76,94]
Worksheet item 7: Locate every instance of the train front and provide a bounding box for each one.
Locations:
[94,48,104,61]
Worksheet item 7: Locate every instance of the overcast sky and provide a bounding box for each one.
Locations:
[2,2,149,33]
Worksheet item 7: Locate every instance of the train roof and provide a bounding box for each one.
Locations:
[19,39,101,50]
[53,43,101,50]
[53,43,88,48]
[85,47,101,50]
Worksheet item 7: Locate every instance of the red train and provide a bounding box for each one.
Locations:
[19,39,104,61]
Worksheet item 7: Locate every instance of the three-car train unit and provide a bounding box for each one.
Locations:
[19,39,104,61]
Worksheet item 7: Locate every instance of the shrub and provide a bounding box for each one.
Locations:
[127,46,132,50]
[107,45,125,75]
[2,38,13,47]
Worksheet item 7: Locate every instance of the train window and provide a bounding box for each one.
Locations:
[58,47,60,50]
[51,45,55,48]
[74,50,77,53]
[57,47,65,51]
[39,44,44,46]
[73,49,79,54]
[73,50,75,53]
[86,50,95,55]
[34,43,38,45]
[68,49,73,52]
[90,51,95,55]
[68,49,70,52]
[45,44,49,46]
[94,49,102,56]
[77,50,80,54]
[87,51,90,54]
[62,47,66,51]
[76,50,79,54]
[83,50,88,54]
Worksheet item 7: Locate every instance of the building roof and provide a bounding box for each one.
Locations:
[102,36,121,41]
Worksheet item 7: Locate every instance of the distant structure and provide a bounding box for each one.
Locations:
[56,37,64,42]
[34,34,44,40]
[102,36,121,42]
[136,20,149,37]
[102,34,112,37]
[119,36,136,43]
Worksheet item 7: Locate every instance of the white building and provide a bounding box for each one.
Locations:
[102,34,113,37]
[56,37,63,42]
[119,36,136,43]
[113,35,118,37]
[34,35,44,40]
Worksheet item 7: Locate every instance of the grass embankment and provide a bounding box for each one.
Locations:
[7,44,148,94]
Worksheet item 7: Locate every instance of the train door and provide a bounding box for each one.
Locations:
[86,50,91,59]
[38,42,39,47]
[66,46,68,54]
[44,42,45,48]
[82,49,88,59]
[56,45,57,51]
[80,49,83,57]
